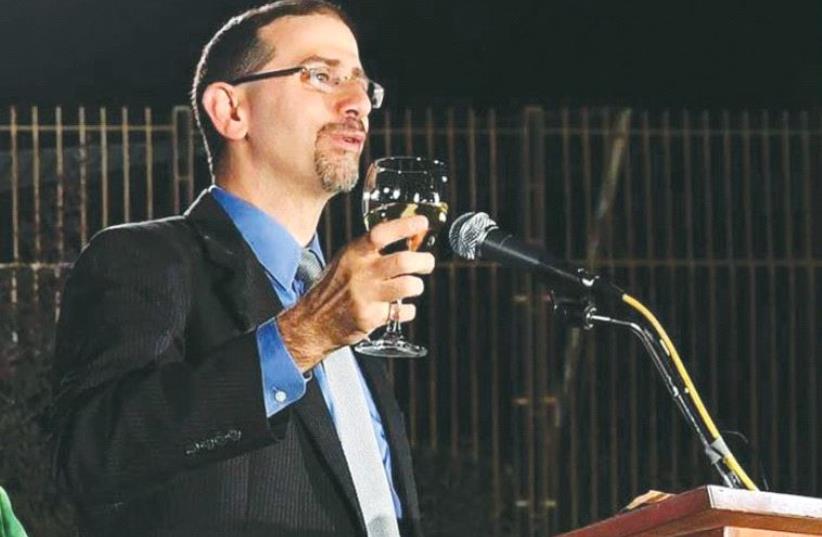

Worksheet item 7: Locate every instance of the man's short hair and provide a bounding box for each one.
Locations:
[190,0,355,176]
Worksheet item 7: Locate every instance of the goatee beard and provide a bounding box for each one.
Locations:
[314,120,366,194]
[314,148,360,194]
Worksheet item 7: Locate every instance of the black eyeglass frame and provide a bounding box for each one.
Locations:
[229,66,304,85]
[228,66,384,108]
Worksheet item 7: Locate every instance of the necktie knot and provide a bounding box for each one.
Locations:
[297,247,323,288]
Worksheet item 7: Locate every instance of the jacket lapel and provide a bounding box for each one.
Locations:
[184,189,363,529]
[293,382,364,529]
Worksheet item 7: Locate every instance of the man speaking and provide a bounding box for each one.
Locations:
[51,2,432,535]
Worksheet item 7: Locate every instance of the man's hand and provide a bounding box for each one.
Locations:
[276,215,435,372]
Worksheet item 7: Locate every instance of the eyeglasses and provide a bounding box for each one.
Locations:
[229,65,385,109]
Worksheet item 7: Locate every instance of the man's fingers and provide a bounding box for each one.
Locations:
[374,275,425,302]
[396,303,416,324]
[376,251,435,279]
[367,215,428,251]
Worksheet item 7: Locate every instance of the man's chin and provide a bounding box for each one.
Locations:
[315,152,360,194]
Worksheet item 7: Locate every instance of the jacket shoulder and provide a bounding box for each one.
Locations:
[77,216,201,268]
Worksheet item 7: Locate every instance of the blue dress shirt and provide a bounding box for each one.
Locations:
[210,186,402,518]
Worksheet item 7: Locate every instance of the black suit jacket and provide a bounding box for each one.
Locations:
[51,189,422,537]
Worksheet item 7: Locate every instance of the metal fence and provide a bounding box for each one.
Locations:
[1,105,820,536]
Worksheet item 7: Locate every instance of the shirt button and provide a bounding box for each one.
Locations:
[274,390,287,403]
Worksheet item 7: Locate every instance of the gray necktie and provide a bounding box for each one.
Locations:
[297,248,401,537]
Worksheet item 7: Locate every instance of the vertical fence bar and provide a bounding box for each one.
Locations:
[808,111,819,493]
[121,107,131,223]
[580,107,598,521]
[56,107,65,261]
[172,109,180,214]
[100,107,109,228]
[531,107,548,534]
[682,110,700,486]
[561,107,573,260]
[721,110,739,428]
[29,106,42,308]
[622,119,639,498]
[54,106,65,320]
[186,108,195,205]
[640,111,659,485]
[171,106,195,211]
[661,110,680,488]
[557,105,577,533]
[701,111,718,419]
[487,108,502,536]
[78,107,88,245]
[31,106,42,264]
[741,110,760,482]
[604,110,619,514]
[597,109,618,516]
[582,108,593,244]
[467,108,480,462]
[446,107,459,460]
[780,111,797,491]
[145,107,154,220]
[513,111,525,537]
[761,110,779,489]
[800,111,816,493]
[561,107,580,529]
[9,106,19,338]
[520,106,536,537]
[425,107,438,452]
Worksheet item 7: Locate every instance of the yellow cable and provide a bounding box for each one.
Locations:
[621,293,758,491]
[725,453,758,491]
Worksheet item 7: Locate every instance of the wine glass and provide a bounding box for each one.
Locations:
[355,156,449,358]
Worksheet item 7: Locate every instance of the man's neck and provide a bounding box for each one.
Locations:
[215,158,331,247]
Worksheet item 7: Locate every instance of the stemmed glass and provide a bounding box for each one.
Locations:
[355,156,449,358]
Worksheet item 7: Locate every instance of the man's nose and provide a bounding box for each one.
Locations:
[335,81,372,120]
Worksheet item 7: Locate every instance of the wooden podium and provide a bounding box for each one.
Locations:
[558,486,822,536]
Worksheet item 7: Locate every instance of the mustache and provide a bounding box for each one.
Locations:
[319,118,367,135]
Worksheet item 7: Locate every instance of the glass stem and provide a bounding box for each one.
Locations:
[385,299,404,337]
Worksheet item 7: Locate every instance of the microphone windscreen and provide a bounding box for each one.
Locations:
[448,211,497,260]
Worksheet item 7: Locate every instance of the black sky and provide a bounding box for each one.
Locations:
[2,0,821,108]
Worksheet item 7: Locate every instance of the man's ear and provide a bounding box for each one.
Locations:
[201,82,248,142]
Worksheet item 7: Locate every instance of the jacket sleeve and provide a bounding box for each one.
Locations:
[51,224,286,507]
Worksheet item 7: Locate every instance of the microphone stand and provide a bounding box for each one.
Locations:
[554,297,743,489]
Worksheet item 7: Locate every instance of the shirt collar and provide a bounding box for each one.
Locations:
[210,185,324,290]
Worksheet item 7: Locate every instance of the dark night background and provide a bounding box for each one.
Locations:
[1,0,821,108]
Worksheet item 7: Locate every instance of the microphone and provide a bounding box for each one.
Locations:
[448,212,622,299]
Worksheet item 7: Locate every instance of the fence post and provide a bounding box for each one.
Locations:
[172,106,195,212]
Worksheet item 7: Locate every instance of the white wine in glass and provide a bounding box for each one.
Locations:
[355,156,449,358]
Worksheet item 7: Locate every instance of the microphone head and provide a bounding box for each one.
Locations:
[448,211,498,260]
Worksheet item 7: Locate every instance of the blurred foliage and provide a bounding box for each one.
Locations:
[1,282,76,536]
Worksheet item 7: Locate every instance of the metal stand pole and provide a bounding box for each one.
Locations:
[554,298,743,489]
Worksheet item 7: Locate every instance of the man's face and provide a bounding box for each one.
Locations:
[242,14,372,195]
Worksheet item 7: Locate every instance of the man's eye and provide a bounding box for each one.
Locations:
[313,70,332,83]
